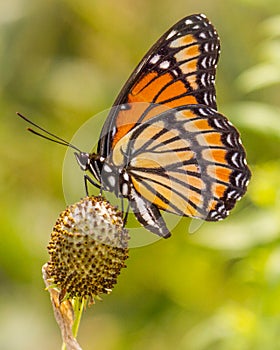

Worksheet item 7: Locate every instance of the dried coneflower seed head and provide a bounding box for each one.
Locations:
[47,196,129,302]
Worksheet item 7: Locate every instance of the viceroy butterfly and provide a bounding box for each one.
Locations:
[19,14,251,238]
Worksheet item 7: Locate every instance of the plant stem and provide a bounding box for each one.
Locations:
[72,297,85,338]
[61,297,85,350]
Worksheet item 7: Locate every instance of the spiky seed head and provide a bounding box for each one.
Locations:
[46,196,129,302]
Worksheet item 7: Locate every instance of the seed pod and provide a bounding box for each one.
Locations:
[47,196,129,302]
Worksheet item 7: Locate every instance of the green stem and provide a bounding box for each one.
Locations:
[72,297,85,338]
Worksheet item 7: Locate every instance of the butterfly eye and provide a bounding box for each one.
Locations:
[75,152,90,171]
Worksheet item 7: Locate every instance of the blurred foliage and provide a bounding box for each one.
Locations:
[1,0,280,349]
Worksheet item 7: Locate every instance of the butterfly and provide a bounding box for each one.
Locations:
[19,14,251,238]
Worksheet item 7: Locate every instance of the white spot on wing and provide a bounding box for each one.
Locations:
[198,108,209,116]
[150,54,160,64]
[108,175,116,187]
[122,183,129,197]
[103,164,112,173]
[201,73,207,86]
[203,92,209,105]
[123,172,129,181]
[227,190,237,199]
[160,60,170,69]
[226,134,234,146]
[231,152,240,167]
[201,57,208,68]
[111,126,117,136]
[212,118,224,129]
[185,19,193,25]
[235,173,243,186]
[166,29,177,40]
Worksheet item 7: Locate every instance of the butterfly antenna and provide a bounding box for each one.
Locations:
[17,112,82,153]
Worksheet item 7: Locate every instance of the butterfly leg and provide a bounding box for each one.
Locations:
[122,200,130,227]
[84,174,101,196]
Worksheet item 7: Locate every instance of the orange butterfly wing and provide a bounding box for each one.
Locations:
[98,14,220,157]
[107,105,250,224]
[95,14,250,237]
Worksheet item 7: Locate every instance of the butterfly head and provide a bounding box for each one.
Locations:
[75,151,104,184]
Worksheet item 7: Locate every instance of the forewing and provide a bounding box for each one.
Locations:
[98,14,220,158]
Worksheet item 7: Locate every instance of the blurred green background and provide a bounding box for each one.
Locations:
[1,0,280,349]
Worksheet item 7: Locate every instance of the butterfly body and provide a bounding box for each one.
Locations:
[74,14,251,238]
